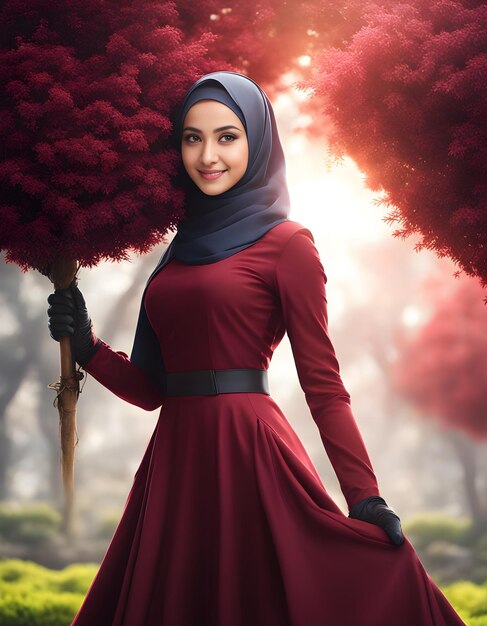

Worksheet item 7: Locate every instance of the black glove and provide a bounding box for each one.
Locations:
[47,279,102,368]
[348,495,404,546]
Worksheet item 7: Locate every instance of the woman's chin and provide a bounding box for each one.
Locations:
[194,179,231,196]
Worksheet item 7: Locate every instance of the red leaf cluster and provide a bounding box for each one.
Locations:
[306,0,487,287]
[0,0,220,271]
[392,278,487,440]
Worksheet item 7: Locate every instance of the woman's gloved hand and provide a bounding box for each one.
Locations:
[348,495,405,546]
[47,279,102,367]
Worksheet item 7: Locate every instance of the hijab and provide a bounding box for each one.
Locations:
[130,71,291,389]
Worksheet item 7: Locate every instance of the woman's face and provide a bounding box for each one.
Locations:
[181,100,249,196]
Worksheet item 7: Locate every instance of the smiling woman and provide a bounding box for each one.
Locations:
[181,100,249,196]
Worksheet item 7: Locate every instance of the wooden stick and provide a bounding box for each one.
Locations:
[50,257,79,539]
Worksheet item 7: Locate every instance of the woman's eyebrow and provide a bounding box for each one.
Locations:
[183,125,243,133]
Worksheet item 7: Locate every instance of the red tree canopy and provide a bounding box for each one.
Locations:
[306,0,487,288]
[0,0,224,271]
[392,277,487,440]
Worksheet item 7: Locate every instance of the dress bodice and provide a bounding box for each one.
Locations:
[143,220,298,373]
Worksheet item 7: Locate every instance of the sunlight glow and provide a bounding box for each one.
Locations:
[401,305,423,327]
[273,86,394,294]
[298,55,312,67]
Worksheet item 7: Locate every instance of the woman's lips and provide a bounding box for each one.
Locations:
[198,169,227,180]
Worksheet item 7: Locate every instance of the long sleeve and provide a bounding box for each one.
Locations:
[274,229,381,510]
[82,341,165,411]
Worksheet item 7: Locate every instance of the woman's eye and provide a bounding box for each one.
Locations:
[183,133,236,144]
[184,134,200,143]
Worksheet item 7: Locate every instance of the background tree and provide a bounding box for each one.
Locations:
[0,261,44,500]
[0,0,216,272]
[178,0,366,89]
[392,277,487,524]
[305,0,487,289]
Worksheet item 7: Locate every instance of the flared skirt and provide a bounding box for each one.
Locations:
[71,393,466,626]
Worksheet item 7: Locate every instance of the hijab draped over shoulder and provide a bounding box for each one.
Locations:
[130,71,291,388]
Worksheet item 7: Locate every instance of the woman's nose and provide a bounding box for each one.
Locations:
[200,141,218,165]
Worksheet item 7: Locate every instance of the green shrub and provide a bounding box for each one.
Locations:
[441,579,487,623]
[54,564,99,594]
[441,579,486,610]
[475,535,487,563]
[0,591,82,626]
[0,559,98,594]
[0,503,61,547]
[0,559,99,625]
[403,513,472,550]
[470,592,487,619]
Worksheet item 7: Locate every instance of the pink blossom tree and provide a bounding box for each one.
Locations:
[306,0,487,289]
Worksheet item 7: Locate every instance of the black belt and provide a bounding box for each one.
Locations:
[165,368,270,396]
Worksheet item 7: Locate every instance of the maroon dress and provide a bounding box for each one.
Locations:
[71,220,466,626]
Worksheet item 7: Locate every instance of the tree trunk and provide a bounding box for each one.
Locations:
[0,356,31,500]
[444,429,486,527]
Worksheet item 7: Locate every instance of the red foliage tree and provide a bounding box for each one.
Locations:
[306,0,487,289]
[392,277,487,441]
[391,276,487,520]
[0,0,225,271]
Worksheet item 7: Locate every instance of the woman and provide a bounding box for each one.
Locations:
[48,71,466,626]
